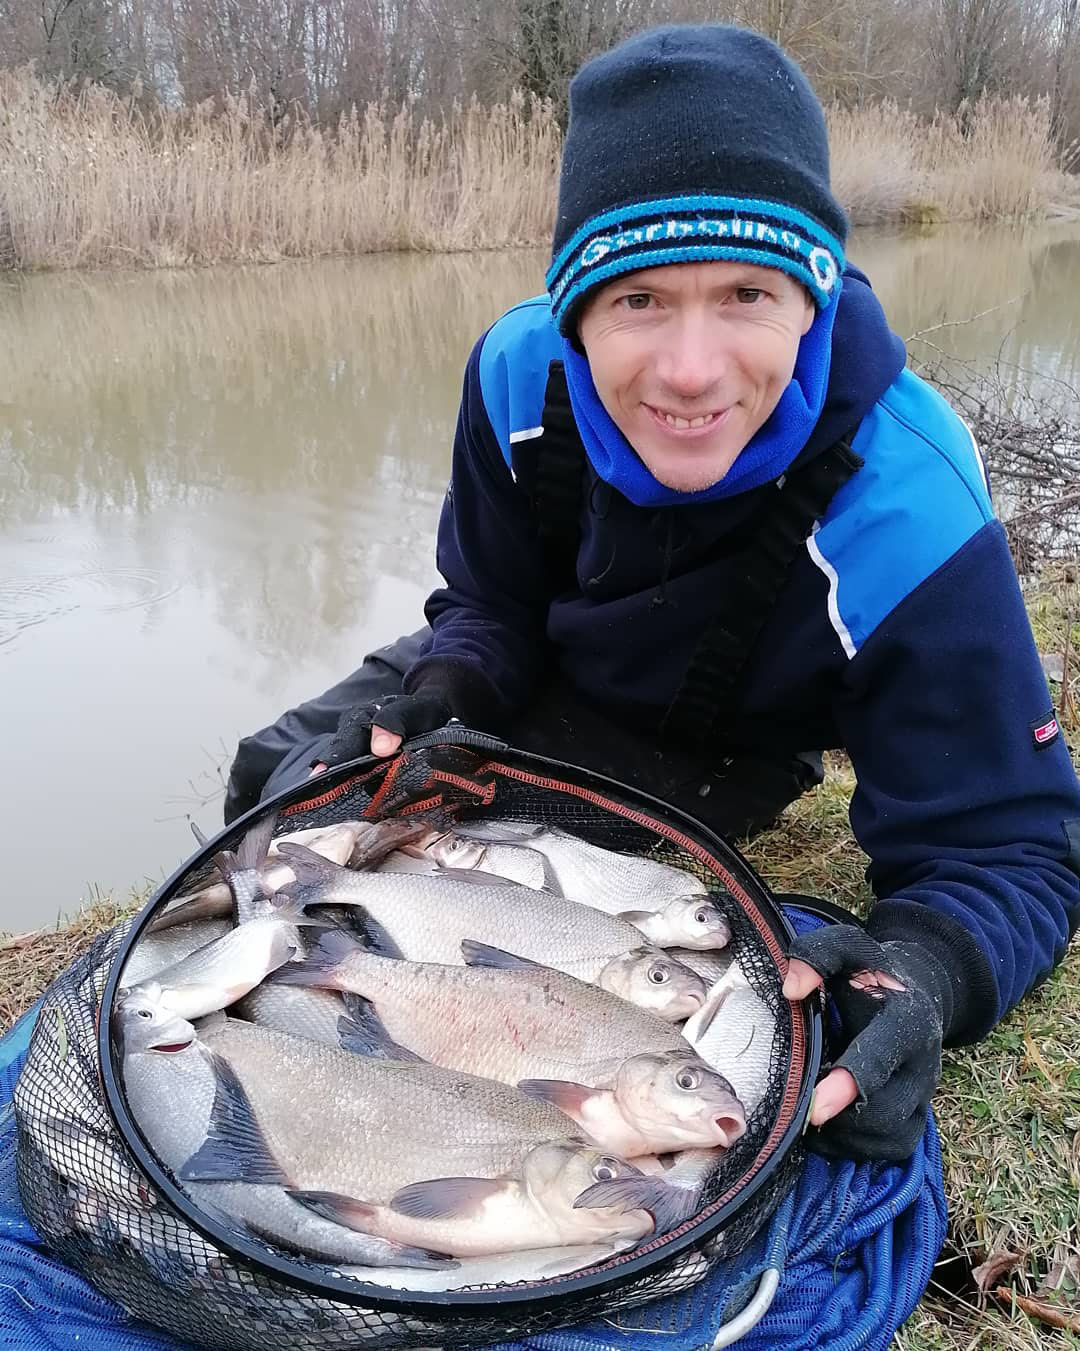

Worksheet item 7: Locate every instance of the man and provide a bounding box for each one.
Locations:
[225,25,1080,1162]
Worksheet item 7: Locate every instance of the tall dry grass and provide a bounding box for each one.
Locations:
[828,95,1061,225]
[0,71,560,269]
[0,67,1069,270]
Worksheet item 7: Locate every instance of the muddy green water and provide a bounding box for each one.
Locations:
[1,224,1078,928]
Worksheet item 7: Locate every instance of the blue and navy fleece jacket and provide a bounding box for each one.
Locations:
[405,270,1080,1044]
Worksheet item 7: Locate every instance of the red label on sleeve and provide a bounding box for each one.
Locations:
[1032,715,1060,748]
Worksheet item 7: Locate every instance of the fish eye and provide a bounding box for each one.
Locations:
[647,964,670,984]
[593,1158,620,1181]
[136,1008,153,1020]
[694,907,712,925]
[675,1067,701,1091]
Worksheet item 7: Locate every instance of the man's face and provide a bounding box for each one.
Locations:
[577,261,816,494]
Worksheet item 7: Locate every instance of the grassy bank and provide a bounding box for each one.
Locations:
[0,68,1071,271]
[2,566,1077,1347]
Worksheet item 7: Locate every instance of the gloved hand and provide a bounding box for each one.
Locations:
[317,693,454,768]
[783,923,950,1163]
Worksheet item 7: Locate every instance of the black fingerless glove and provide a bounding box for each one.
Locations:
[319,693,454,767]
[319,658,502,768]
[788,923,951,1163]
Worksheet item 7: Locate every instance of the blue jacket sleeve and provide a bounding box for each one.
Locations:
[403,339,553,725]
[841,523,1080,1042]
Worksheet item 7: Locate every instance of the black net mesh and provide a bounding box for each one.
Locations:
[13,739,810,1350]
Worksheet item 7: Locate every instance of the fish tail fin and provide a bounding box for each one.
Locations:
[212,847,242,886]
[572,1176,694,1236]
[268,928,360,989]
[237,811,278,871]
[348,818,435,869]
[274,842,337,884]
[268,889,334,930]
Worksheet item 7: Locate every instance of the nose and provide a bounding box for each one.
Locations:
[655,311,726,401]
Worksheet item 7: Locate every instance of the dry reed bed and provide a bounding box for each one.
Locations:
[0,68,1071,270]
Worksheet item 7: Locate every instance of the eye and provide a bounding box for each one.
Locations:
[621,292,652,311]
[736,287,763,303]
[694,908,711,925]
[647,964,670,984]
[593,1157,620,1182]
[136,1009,153,1020]
[676,1067,701,1091]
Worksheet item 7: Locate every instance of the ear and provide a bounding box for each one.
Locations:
[800,292,815,336]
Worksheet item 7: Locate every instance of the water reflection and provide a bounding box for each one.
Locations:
[0,227,1077,927]
[851,222,1080,390]
[0,251,547,658]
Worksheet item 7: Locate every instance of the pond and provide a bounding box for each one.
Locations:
[1,223,1078,928]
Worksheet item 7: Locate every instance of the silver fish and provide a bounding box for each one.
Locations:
[275,931,746,1158]
[190,1014,665,1259]
[381,832,550,890]
[113,990,450,1269]
[445,821,731,951]
[25,1113,156,1211]
[120,919,232,986]
[128,888,320,1020]
[683,963,776,1116]
[276,844,705,1019]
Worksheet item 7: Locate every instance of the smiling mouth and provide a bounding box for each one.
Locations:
[645,404,730,433]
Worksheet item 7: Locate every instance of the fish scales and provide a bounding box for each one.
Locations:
[281,854,670,982]
[452,820,709,910]
[308,946,686,1086]
[199,1018,575,1183]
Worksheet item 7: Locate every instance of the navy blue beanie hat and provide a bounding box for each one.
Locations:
[546,24,848,335]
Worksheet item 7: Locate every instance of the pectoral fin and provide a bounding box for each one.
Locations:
[389,1176,507,1220]
[516,1079,595,1117]
[572,1176,695,1236]
[285,1191,456,1268]
[616,909,656,928]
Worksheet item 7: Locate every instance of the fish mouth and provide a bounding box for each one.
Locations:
[713,1111,747,1147]
[150,1038,194,1054]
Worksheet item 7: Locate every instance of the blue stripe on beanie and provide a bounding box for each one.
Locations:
[547,197,845,326]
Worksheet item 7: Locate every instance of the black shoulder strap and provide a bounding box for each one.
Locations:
[528,361,587,590]
[660,439,864,749]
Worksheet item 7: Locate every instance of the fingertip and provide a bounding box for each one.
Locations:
[783,959,824,1001]
[370,728,401,757]
[809,1069,859,1126]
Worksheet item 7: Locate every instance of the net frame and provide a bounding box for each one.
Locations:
[15,732,821,1348]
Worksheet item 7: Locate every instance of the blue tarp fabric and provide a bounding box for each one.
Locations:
[0,908,947,1350]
